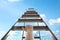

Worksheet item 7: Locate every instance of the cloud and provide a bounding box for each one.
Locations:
[8,0,21,2]
[9,31,16,35]
[39,22,46,26]
[49,18,60,25]
[55,30,60,34]
[39,14,60,26]
[0,31,5,40]
[53,30,60,34]
[40,14,46,20]
[0,0,7,7]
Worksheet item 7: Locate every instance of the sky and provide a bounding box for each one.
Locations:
[0,0,60,40]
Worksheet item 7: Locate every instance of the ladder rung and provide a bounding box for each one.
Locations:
[22,36,40,39]
[11,26,49,31]
[24,12,39,15]
[18,19,43,22]
[22,14,40,18]
[24,11,38,14]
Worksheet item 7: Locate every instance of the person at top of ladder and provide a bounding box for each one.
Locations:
[22,25,34,40]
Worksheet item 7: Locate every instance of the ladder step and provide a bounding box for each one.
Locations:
[24,11,38,15]
[22,36,40,39]
[22,14,40,18]
[18,19,43,22]
[11,26,49,31]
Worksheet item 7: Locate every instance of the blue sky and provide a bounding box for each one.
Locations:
[0,0,60,40]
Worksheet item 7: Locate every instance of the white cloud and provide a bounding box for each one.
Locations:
[9,31,16,35]
[40,31,51,36]
[39,14,60,25]
[8,0,21,2]
[39,22,46,26]
[56,30,59,33]
[57,18,60,23]
[49,18,60,25]
[40,14,46,20]
[0,0,7,7]
[0,31,5,40]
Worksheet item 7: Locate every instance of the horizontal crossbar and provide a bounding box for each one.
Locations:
[23,36,40,39]
[11,26,49,31]
[18,19,43,22]
[22,14,40,18]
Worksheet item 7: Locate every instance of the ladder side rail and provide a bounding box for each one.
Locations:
[40,18,58,40]
[1,21,18,40]
[37,22,41,40]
